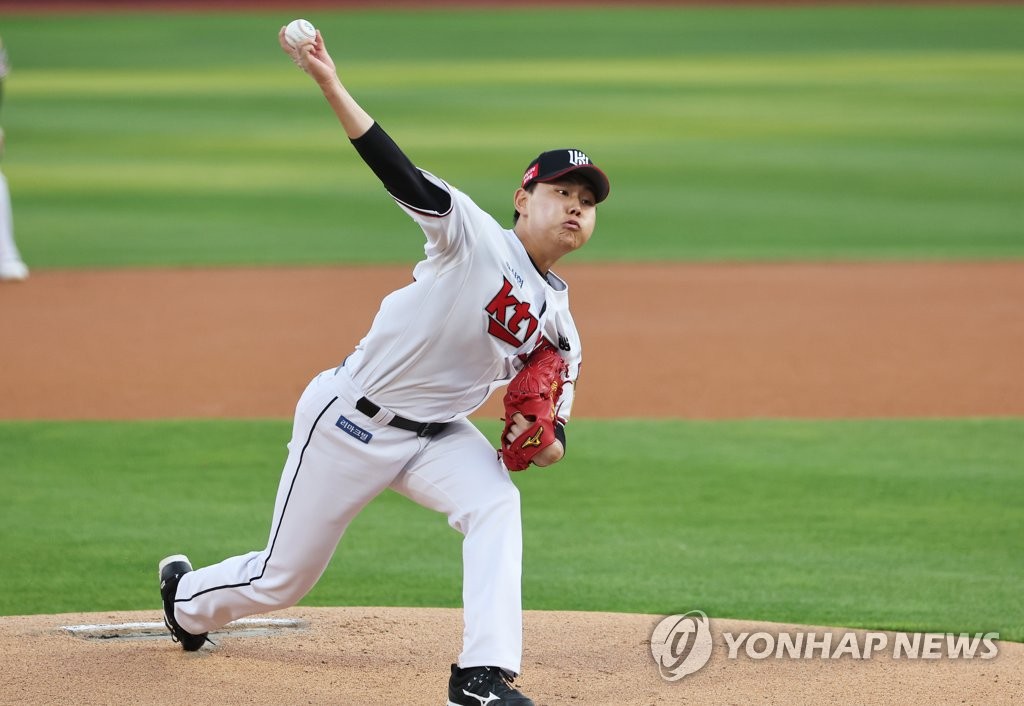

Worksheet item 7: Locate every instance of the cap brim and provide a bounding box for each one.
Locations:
[535,165,610,203]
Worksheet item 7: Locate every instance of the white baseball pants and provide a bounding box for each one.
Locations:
[173,366,524,674]
[0,170,24,265]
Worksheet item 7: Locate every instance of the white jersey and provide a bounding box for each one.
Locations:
[344,170,581,424]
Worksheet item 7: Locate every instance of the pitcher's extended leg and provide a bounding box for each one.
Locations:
[172,372,416,634]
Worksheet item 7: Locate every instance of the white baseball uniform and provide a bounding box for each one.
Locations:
[172,167,582,675]
[0,37,28,277]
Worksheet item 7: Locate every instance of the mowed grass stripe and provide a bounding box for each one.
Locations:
[5,6,1024,69]
[15,52,1024,93]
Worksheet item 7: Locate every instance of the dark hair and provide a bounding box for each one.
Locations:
[513,173,598,226]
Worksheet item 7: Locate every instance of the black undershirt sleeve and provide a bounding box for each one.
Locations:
[555,422,567,451]
[350,122,451,214]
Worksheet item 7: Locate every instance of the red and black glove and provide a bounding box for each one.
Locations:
[500,342,568,471]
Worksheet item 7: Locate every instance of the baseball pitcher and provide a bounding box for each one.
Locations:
[157,25,610,706]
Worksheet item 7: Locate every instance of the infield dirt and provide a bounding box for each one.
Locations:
[1,262,1022,704]
[2,262,1022,420]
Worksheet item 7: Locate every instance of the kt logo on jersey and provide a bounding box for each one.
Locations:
[485,277,538,347]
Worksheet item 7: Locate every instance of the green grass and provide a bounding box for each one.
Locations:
[1,5,1022,266]
[1,418,1020,641]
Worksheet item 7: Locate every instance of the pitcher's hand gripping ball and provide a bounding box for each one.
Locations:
[500,343,568,471]
[284,19,317,48]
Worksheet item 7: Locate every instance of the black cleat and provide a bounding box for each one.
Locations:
[447,664,534,706]
[158,554,210,651]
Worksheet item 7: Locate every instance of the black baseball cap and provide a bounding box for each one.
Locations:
[521,148,610,203]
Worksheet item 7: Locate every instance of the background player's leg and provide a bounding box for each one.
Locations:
[173,370,420,635]
[390,420,523,675]
[0,170,27,279]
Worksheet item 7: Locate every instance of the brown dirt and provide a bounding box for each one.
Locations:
[4,606,1019,704]
[1,262,1022,704]
[1,263,1022,420]
[2,608,1021,705]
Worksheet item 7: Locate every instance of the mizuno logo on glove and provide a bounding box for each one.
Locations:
[522,426,545,448]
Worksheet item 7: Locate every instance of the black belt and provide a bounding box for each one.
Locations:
[355,397,449,437]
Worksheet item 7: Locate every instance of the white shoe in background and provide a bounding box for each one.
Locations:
[0,258,28,281]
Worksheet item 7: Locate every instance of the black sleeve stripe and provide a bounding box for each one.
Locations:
[555,422,566,451]
[391,184,454,219]
[351,122,452,214]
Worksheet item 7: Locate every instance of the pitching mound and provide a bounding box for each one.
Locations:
[2,607,1020,704]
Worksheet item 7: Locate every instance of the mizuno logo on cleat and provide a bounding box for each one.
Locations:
[462,690,501,706]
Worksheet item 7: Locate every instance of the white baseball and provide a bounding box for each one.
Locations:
[284,19,317,48]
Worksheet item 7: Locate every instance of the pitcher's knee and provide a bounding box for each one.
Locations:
[451,480,521,534]
[497,480,521,508]
[479,478,522,516]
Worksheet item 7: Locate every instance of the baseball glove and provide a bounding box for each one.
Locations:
[500,342,568,471]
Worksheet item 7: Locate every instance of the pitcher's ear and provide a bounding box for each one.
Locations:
[513,187,530,218]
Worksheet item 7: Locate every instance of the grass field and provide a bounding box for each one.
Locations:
[1,5,1022,265]
[0,418,1021,640]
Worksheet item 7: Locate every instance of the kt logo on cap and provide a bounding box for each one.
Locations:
[567,150,590,166]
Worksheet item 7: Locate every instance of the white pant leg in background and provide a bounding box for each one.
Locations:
[390,420,524,675]
[0,170,23,264]
[173,368,424,634]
